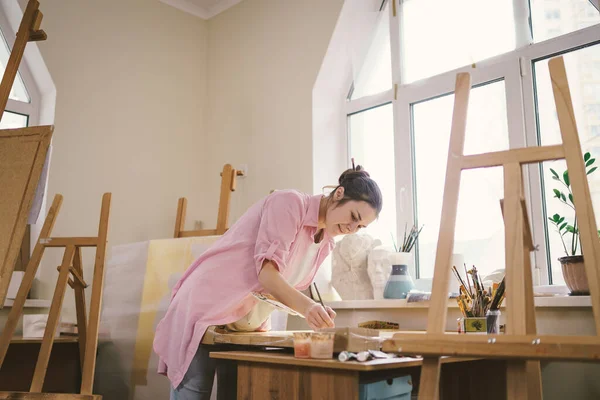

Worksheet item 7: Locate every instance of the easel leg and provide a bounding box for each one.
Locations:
[419,358,442,399]
[418,72,472,400]
[0,194,62,367]
[73,246,88,372]
[523,233,542,399]
[550,56,600,335]
[30,244,76,392]
[174,197,187,238]
[503,163,532,399]
[81,193,111,394]
[216,164,234,235]
[507,362,529,399]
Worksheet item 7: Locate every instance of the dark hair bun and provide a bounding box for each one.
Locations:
[338,164,371,185]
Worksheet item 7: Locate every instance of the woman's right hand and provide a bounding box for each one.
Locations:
[305,303,335,330]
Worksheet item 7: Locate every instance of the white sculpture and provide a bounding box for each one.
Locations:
[367,245,397,300]
[331,233,381,300]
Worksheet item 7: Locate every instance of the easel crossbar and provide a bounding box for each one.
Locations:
[39,237,100,247]
[382,334,600,361]
[178,229,218,237]
[461,144,565,170]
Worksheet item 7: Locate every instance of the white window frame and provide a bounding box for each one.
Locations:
[519,24,600,284]
[345,0,600,285]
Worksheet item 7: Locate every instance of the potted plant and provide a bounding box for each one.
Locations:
[382,225,423,299]
[548,152,598,295]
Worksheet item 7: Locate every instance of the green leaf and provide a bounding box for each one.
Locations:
[558,217,565,224]
[550,168,559,179]
[586,158,596,167]
[561,193,566,202]
[584,152,591,162]
[553,213,561,222]
[560,222,567,231]
[563,170,570,186]
[553,189,561,198]
[568,193,574,205]
[566,225,575,233]
[588,167,598,175]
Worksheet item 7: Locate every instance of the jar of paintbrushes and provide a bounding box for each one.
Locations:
[451,265,506,334]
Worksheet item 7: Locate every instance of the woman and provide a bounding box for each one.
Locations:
[154,164,382,399]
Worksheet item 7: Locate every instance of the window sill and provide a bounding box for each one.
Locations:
[326,295,592,310]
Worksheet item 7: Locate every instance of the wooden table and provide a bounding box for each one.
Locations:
[210,350,507,399]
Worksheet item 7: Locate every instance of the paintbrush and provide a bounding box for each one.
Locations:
[490,277,505,310]
[313,282,325,308]
[452,266,468,292]
[463,263,473,297]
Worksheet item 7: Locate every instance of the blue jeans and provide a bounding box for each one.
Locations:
[169,344,237,400]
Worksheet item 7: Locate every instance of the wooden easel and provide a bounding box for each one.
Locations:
[0,0,46,119]
[0,193,111,398]
[0,0,49,307]
[382,55,600,399]
[174,163,244,238]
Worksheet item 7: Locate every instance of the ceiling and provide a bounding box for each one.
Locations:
[159,0,244,19]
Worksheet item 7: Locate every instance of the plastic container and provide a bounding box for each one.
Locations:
[293,332,311,358]
[486,309,501,334]
[309,332,335,359]
[359,375,413,399]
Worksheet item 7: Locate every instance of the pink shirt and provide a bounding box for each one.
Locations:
[153,190,334,388]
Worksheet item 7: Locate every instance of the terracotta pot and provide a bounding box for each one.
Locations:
[558,255,589,295]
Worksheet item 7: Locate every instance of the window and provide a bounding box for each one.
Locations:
[0,26,30,103]
[534,43,600,284]
[530,0,600,42]
[0,21,33,129]
[350,1,392,99]
[343,0,600,286]
[400,0,516,83]
[348,103,396,247]
[413,81,509,278]
[0,110,28,129]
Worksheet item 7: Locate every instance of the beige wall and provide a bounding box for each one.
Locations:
[202,0,344,226]
[24,0,344,316]
[28,0,208,309]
